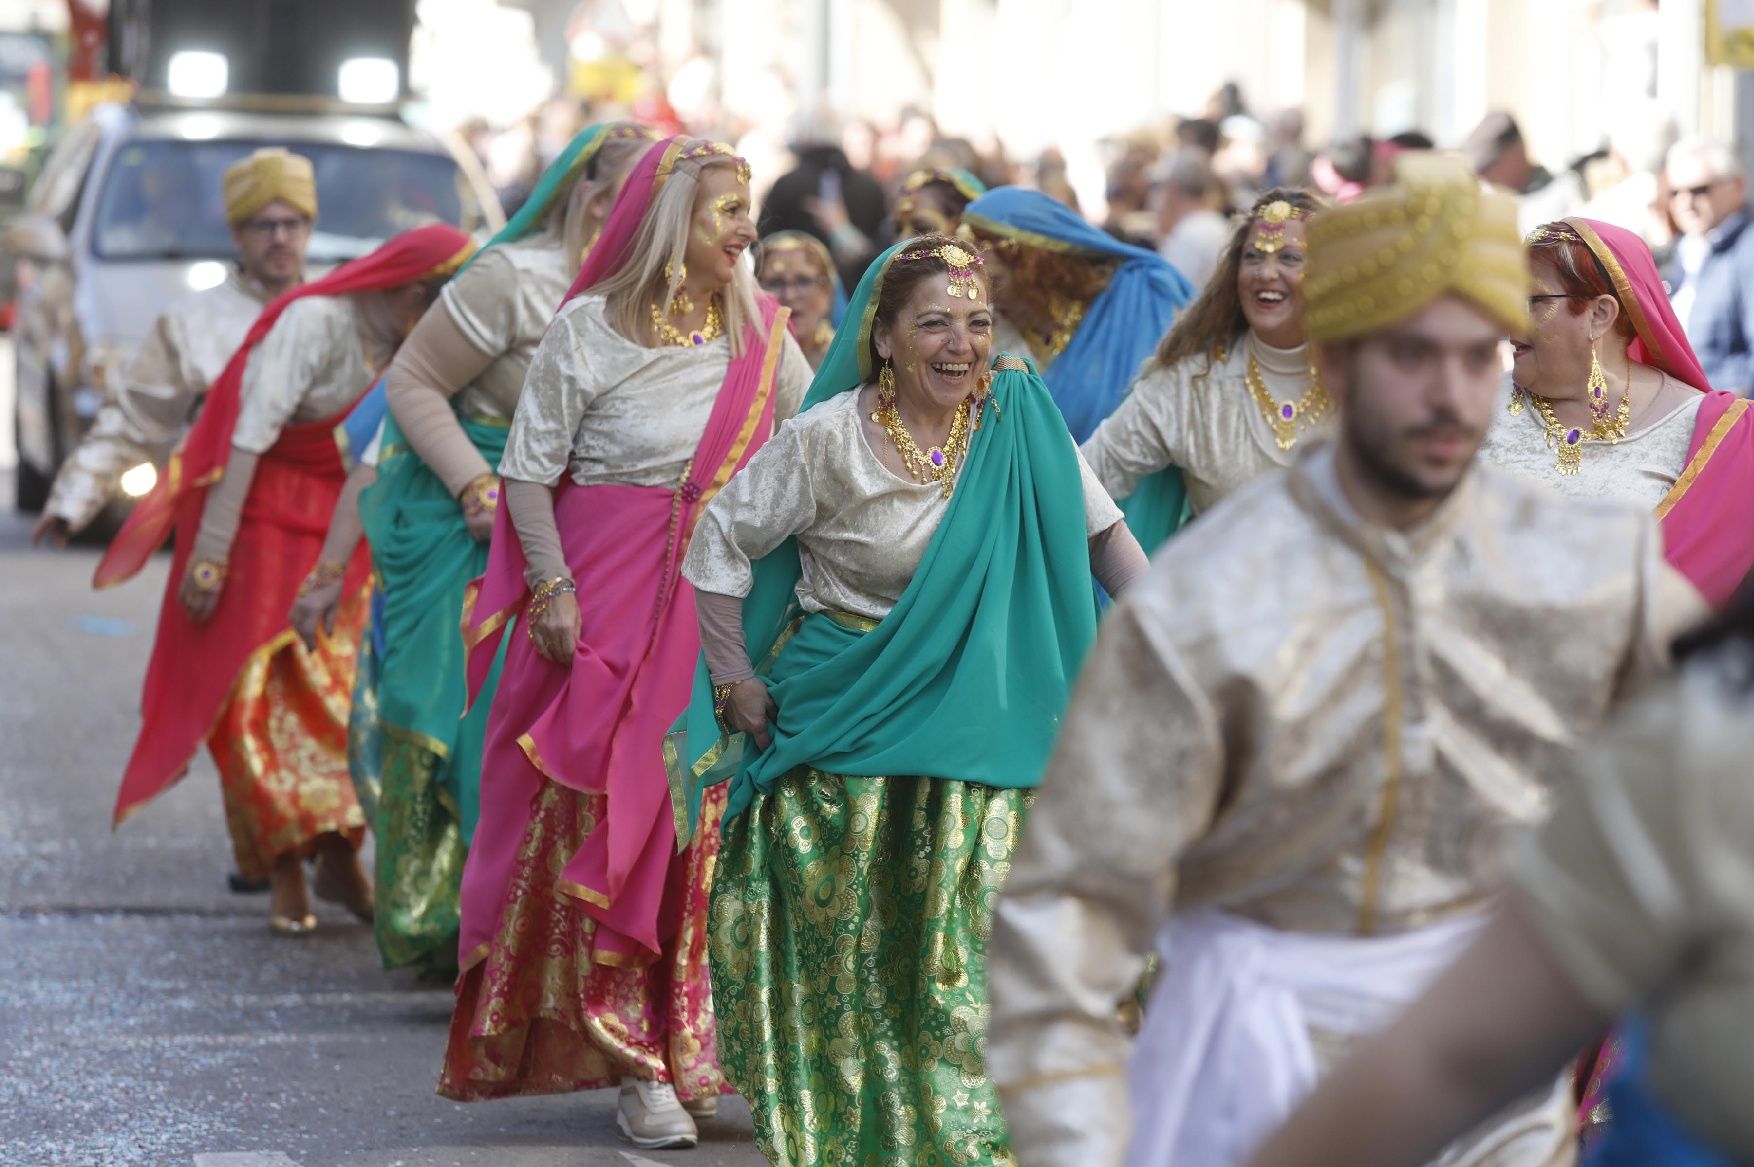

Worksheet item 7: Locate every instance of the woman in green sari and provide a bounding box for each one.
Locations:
[674,235,1148,1164]
[350,121,652,976]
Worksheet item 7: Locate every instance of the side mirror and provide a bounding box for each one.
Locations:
[3,212,69,265]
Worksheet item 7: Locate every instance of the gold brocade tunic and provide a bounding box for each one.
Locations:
[1082,334,1324,515]
[46,270,276,528]
[987,442,1704,1167]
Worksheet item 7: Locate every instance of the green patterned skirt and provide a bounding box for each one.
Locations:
[711,768,1027,1167]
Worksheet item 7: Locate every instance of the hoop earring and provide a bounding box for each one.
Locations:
[1586,341,1609,425]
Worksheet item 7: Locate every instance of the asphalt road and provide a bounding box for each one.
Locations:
[0,464,767,1163]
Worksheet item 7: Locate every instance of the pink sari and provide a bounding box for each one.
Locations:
[1568,218,1754,607]
[440,136,790,1101]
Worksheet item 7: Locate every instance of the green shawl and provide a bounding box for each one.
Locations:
[671,240,1103,838]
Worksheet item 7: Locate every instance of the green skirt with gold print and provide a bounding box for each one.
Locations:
[711,767,1026,1167]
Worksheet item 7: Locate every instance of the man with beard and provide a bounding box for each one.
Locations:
[984,155,1705,1167]
[34,147,315,543]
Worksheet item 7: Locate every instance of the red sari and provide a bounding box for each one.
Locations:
[98,224,473,873]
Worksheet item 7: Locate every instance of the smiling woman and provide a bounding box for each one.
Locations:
[669,235,1148,1165]
[1082,187,1328,546]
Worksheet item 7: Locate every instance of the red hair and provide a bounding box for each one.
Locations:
[1527,222,1635,339]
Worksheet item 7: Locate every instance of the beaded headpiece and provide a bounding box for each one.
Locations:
[655,140,752,188]
[1524,223,1582,247]
[1250,199,1310,255]
[895,241,985,300]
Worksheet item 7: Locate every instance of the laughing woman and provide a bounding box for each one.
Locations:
[1082,189,1326,550]
[438,137,810,1151]
[672,236,1148,1164]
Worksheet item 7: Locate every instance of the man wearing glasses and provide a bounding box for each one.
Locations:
[1666,137,1754,396]
[33,147,317,543]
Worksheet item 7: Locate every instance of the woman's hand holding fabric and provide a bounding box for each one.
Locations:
[726,679,776,750]
[289,568,346,651]
[529,590,581,665]
[178,560,225,623]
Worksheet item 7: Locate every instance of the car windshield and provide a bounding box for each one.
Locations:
[91,137,480,263]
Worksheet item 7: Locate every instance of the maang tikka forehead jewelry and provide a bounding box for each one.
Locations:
[1251,200,1309,255]
[896,242,984,300]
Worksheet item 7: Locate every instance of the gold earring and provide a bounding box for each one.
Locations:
[878,362,896,400]
[663,261,693,317]
[1586,341,1608,424]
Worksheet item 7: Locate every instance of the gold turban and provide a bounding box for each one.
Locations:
[1304,153,1529,343]
[222,148,318,226]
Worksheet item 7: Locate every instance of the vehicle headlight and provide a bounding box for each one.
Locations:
[167,51,229,100]
[119,462,158,498]
[338,57,399,105]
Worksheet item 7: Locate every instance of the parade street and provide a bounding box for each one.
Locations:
[0,482,765,1167]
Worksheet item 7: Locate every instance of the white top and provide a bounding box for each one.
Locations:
[1082,333,1327,515]
[232,295,374,455]
[1478,386,1702,512]
[682,386,1124,621]
[441,238,573,420]
[499,293,812,488]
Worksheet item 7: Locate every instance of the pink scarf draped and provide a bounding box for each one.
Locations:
[456,135,790,967]
[1567,218,1754,606]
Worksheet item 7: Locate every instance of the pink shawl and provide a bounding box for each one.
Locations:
[455,135,789,967]
[1568,218,1754,606]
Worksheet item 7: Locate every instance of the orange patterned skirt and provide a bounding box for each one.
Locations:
[437,778,727,1103]
[209,588,370,878]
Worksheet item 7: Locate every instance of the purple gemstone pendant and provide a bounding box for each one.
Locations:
[929,448,946,468]
[1280,402,1296,421]
[690,331,706,346]
[1564,428,1581,445]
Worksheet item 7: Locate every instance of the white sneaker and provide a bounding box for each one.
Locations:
[681,1094,719,1120]
[617,1076,699,1149]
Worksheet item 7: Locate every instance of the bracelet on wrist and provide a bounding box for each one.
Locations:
[297,560,347,597]
[525,576,577,630]
[459,473,500,522]
[712,681,739,733]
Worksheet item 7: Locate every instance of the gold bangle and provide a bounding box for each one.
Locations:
[188,558,227,592]
[297,560,347,597]
[712,681,739,733]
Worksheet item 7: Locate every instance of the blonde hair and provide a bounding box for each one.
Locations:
[592,137,762,356]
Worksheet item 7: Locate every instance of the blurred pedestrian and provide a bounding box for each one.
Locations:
[1244,573,1754,1167]
[1086,189,1326,552]
[759,118,888,290]
[986,155,1701,1167]
[1464,110,1582,232]
[439,138,810,1150]
[673,237,1146,1166]
[33,148,315,545]
[97,223,474,936]
[892,165,986,239]
[1665,137,1754,395]
[755,230,843,369]
[1151,147,1230,288]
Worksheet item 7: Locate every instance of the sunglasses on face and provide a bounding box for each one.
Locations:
[760,275,827,295]
[1672,180,1725,201]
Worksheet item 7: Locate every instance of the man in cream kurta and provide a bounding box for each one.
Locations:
[986,155,1707,1167]
[36,147,316,539]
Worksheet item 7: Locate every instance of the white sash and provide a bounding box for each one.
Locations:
[1124,908,1487,1167]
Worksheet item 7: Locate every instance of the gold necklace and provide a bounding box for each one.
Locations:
[1245,353,1331,450]
[1023,297,1086,366]
[1519,387,1631,475]
[871,384,975,498]
[650,297,723,347]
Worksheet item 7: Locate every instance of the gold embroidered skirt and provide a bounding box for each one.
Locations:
[209,589,370,878]
[437,778,727,1102]
[711,768,1027,1166]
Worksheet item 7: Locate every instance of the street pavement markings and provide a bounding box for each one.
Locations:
[621,1155,674,1167]
[193,1155,301,1167]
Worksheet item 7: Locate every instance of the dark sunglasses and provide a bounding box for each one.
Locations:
[1672,180,1725,200]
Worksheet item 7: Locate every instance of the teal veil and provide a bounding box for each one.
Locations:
[670,240,1104,839]
[965,185,1196,552]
